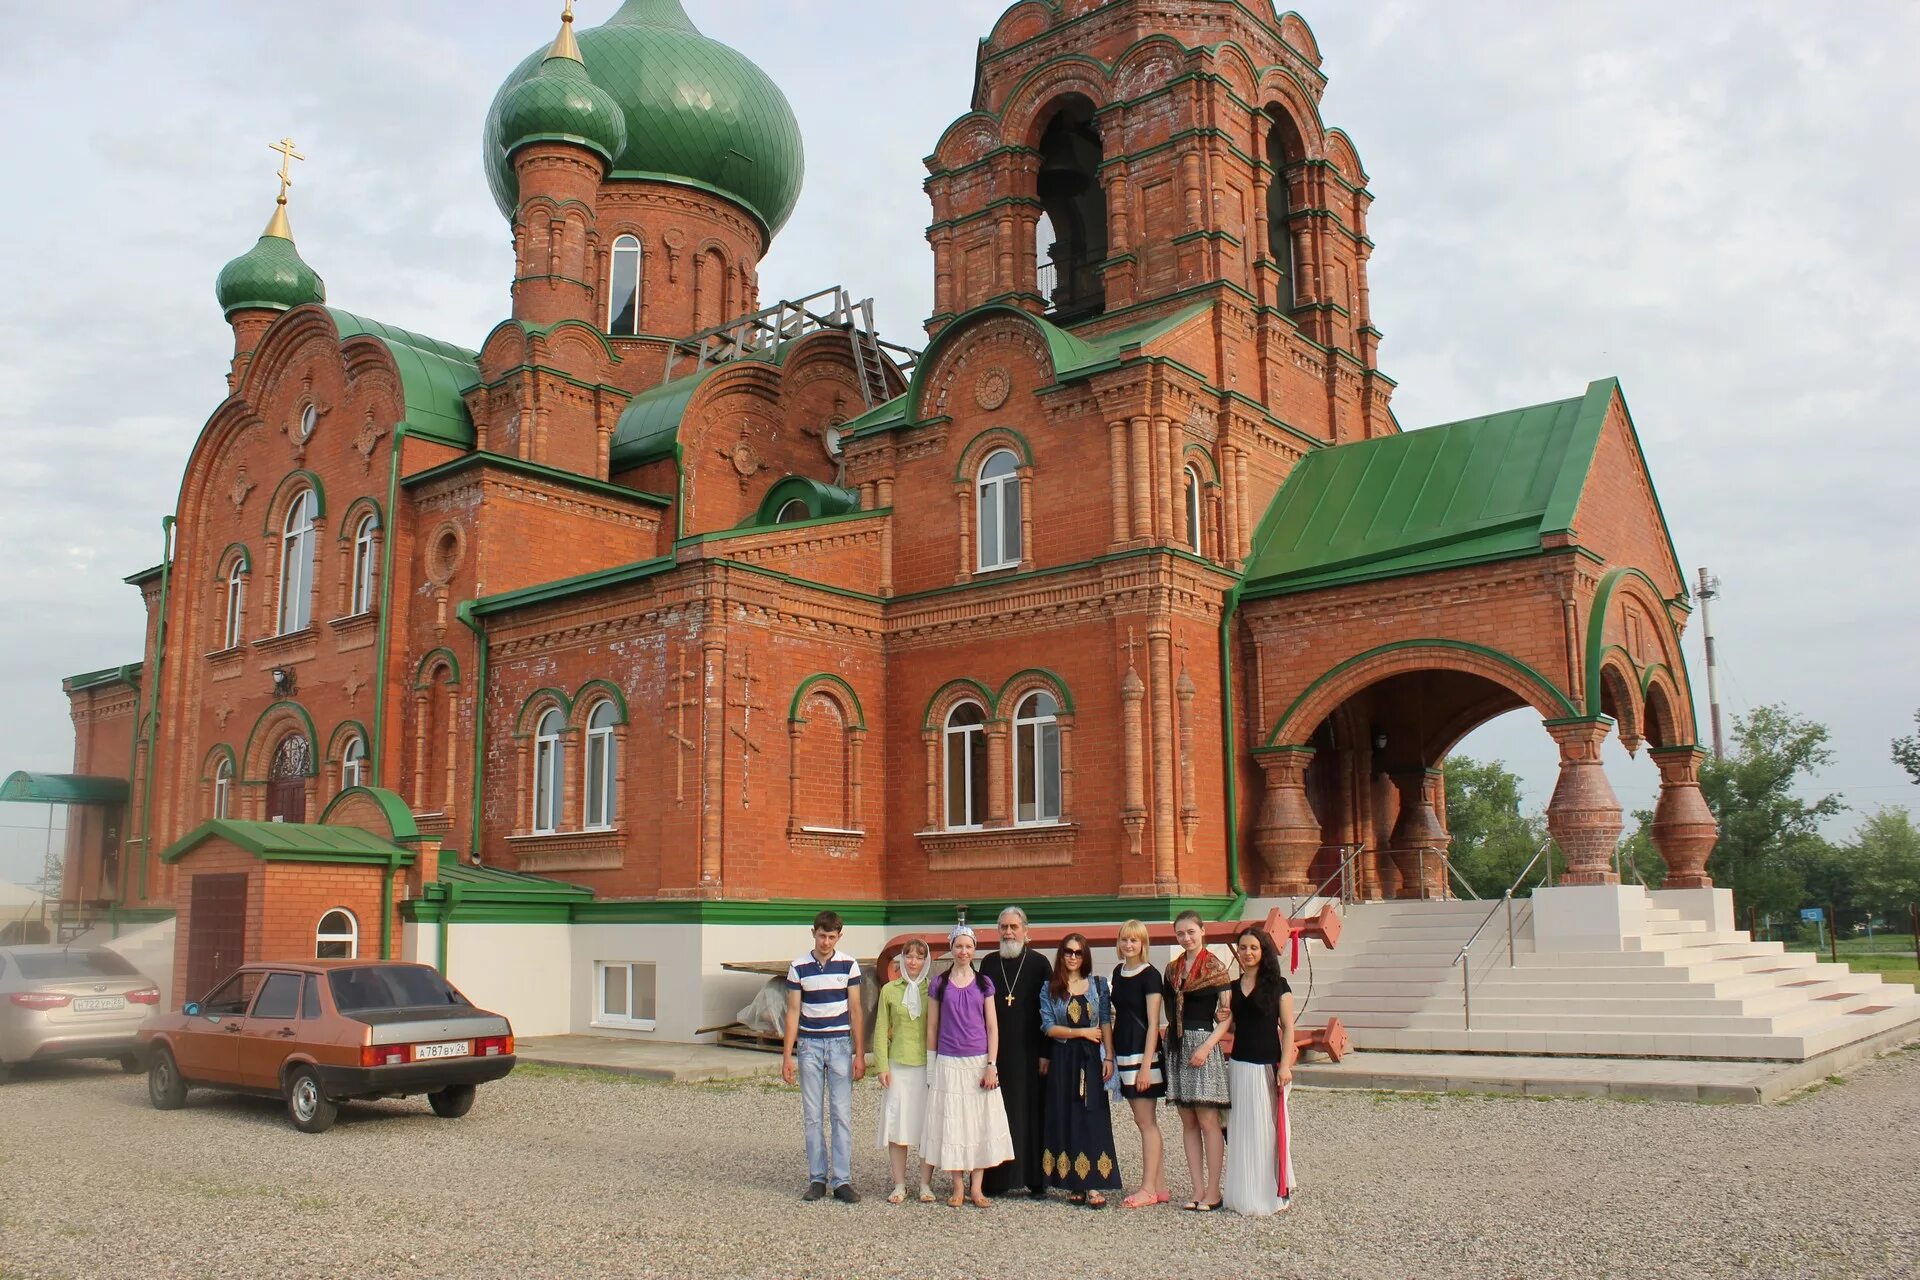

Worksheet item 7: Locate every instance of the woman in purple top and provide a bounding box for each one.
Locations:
[919,925,1015,1207]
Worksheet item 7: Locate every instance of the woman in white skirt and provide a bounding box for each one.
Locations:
[1193,926,1297,1216]
[873,938,935,1203]
[919,925,1015,1207]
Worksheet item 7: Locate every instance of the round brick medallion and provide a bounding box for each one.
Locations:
[974,367,1011,411]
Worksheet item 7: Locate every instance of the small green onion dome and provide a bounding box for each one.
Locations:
[215,211,326,318]
[483,0,806,240]
[499,43,629,168]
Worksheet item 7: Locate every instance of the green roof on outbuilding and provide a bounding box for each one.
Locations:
[0,773,131,806]
[1241,378,1621,598]
[327,309,479,450]
[159,819,416,866]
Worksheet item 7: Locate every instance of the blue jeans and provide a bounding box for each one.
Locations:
[796,1035,854,1188]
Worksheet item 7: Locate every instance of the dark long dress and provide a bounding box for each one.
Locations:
[1042,984,1123,1194]
[979,948,1050,1195]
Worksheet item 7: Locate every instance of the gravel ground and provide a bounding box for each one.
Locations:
[2,1047,1917,1280]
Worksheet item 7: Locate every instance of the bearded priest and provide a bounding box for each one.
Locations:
[978,905,1052,1197]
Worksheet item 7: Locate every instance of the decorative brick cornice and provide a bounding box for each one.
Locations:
[917,822,1078,872]
[506,830,624,872]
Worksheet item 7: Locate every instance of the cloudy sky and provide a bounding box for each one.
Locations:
[1,1,1915,889]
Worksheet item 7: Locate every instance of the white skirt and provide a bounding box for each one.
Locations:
[877,1063,929,1148]
[1222,1061,1296,1217]
[918,1054,1015,1172]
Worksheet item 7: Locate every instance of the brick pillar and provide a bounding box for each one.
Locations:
[985,719,1010,826]
[1121,665,1146,861]
[1650,745,1717,889]
[1148,624,1178,888]
[1546,719,1623,886]
[1128,416,1153,543]
[1252,747,1318,896]
[1108,421,1130,544]
[1387,770,1449,899]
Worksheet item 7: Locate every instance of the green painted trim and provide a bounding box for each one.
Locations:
[1584,565,1696,729]
[137,517,176,902]
[572,679,629,725]
[323,720,370,762]
[239,700,319,781]
[198,743,238,783]
[65,662,142,693]
[334,496,383,541]
[685,507,884,545]
[1262,639,1578,747]
[953,426,1036,481]
[417,892,1247,928]
[468,556,675,618]
[887,544,1232,607]
[923,678,998,730]
[788,673,868,730]
[317,786,423,845]
[215,542,252,577]
[369,426,405,786]
[514,688,573,737]
[260,470,327,534]
[159,819,415,866]
[401,450,672,509]
[1220,577,1247,897]
[713,560,887,607]
[1540,378,1618,536]
[998,668,1075,715]
[412,647,462,689]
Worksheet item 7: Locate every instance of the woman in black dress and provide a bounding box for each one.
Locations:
[1039,933,1122,1207]
[1110,918,1169,1208]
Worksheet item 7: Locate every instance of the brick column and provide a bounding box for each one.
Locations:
[1108,421,1131,544]
[1149,624,1178,888]
[1387,769,1449,899]
[1121,665,1146,860]
[985,719,1010,826]
[1128,416,1153,543]
[1546,719,1623,886]
[1650,746,1717,889]
[1252,747,1318,895]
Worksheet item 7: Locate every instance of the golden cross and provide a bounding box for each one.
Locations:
[269,137,305,200]
[563,0,575,20]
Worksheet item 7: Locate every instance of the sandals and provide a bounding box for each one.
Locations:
[1122,1189,1166,1209]
[887,1188,907,1205]
[918,1187,937,1204]
[947,1191,967,1209]
[969,1193,992,1208]
[1069,1191,1108,1209]
[1181,1199,1221,1212]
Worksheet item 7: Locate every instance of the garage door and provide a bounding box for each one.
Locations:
[184,873,248,1005]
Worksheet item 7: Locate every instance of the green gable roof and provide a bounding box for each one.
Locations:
[608,365,725,471]
[0,773,130,807]
[327,309,479,450]
[63,663,141,694]
[1241,379,1619,599]
[159,819,416,866]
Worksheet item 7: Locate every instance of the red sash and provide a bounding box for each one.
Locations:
[1276,1079,1292,1200]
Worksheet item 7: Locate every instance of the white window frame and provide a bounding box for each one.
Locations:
[224,559,247,650]
[975,449,1021,571]
[277,489,315,635]
[583,700,618,831]
[532,707,565,834]
[349,513,378,616]
[593,960,657,1031]
[1012,690,1062,826]
[608,235,642,336]
[340,735,366,792]
[212,758,233,820]
[775,498,809,524]
[315,909,359,960]
[1184,465,1204,555]
[943,700,988,831]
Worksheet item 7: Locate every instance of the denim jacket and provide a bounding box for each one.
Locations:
[1040,977,1120,1098]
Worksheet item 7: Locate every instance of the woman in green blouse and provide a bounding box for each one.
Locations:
[874,938,935,1203]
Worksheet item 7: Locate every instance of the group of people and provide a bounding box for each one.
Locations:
[780,906,1297,1217]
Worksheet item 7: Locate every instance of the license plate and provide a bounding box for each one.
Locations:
[71,996,126,1013]
[413,1040,470,1060]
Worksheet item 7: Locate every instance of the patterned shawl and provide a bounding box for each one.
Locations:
[1164,946,1231,1038]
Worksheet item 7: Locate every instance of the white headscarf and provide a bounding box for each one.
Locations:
[901,960,927,1019]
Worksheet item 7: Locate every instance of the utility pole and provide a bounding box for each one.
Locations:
[1696,567,1725,759]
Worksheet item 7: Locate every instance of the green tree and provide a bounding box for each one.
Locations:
[1847,807,1920,924]
[1700,705,1845,925]
[1442,755,1550,897]
[1893,710,1920,785]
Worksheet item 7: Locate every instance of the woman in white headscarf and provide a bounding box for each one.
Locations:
[874,937,935,1203]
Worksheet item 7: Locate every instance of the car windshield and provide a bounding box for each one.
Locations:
[16,950,139,980]
[328,966,470,1013]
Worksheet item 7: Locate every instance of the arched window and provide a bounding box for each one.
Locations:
[349,513,378,615]
[340,734,366,792]
[267,734,311,823]
[277,489,316,635]
[1266,107,1306,311]
[1034,96,1107,321]
[608,235,642,336]
[1013,691,1062,825]
[224,559,247,649]
[775,499,810,524]
[212,757,233,820]
[976,449,1022,571]
[1184,466,1204,555]
[943,701,988,830]
[583,700,618,830]
[532,707,565,834]
[315,909,358,960]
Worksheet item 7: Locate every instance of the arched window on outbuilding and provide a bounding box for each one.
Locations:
[316,909,358,960]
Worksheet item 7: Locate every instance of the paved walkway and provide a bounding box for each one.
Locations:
[517,1034,782,1082]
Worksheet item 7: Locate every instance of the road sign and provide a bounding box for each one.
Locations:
[1800,907,1824,924]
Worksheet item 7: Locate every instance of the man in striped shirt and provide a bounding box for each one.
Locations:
[782,910,867,1202]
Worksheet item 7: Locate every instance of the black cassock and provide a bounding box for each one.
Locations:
[978,948,1051,1194]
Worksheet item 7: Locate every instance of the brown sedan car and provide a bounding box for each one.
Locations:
[140,961,515,1132]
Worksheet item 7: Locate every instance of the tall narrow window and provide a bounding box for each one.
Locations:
[583,700,618,830]
[1013,691,1062,825]
[608,235,642,336]
[1267,106,1305,312]
[1184,466,1204,555]
[532,708,565,834]
[349,513,378,615]
[212,758,233,820]
[976,449,1022,571]
[943,701,988,830]
[277,489,315,635]
[224,560,247,649]
[315,909,358,960]
[340,735,366,791]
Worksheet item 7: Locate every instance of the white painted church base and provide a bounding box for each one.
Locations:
[1529,884,1650,953]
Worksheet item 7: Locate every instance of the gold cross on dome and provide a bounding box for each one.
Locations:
[269,136,306,199]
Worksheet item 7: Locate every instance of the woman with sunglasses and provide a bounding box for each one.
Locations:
[1192,926,1297,1216]
[1038,933,1122,1207]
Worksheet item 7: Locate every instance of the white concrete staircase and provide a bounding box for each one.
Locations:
[1292,895,1920,1061]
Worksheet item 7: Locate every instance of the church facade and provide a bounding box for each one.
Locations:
[32,0,1718,1041]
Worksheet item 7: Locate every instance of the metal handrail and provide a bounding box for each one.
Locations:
[1287,843,1366,919]
[1446,856,1484,901]
[1450,838,1556,1028]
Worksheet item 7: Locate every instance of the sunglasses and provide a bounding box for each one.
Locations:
[1062,948,1085,957]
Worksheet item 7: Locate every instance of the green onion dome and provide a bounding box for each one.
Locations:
[215,206,326,318]
[498,34,629,168]
[483,0,806,239]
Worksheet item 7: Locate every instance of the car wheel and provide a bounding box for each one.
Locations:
[147,1048,187,1110]
[428,1084,476,1119]
[284,1065,338,1134]
[118,1053,144,1075]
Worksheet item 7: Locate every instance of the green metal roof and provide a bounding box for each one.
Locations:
[0,773,131,807]
[327,309,479,450]
[608,365,725,471]
[215,232,326,318]
[159,819,416,866]
[484,0,806,237]
[499,49,628,169]
[744,475,860,527]
[63,663,141,693]
[1241,379,1619,598]
[435,861,593,899]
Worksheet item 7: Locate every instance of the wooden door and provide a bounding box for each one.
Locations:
[266,734,310,823]
[184,873,249,1006]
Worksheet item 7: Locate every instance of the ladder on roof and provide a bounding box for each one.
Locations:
[660,286,918,407]
[848,297,893,409]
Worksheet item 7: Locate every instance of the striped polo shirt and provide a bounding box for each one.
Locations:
[786,949,861,1039]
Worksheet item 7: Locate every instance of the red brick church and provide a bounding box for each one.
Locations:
[18,0,1719,1040]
